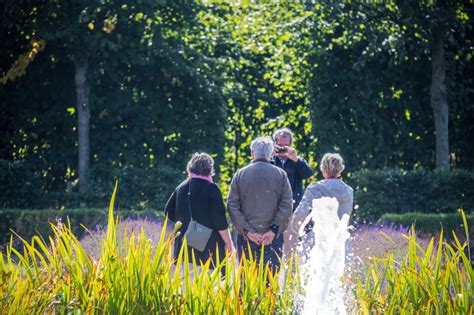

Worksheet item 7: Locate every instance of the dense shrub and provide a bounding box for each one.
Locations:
[0,160,183,210]
[0,208,163,250]
[348,168,474,221]
[0,160,46,208]
[378,212,473,237]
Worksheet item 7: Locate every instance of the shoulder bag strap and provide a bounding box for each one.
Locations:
[187,180,193,220]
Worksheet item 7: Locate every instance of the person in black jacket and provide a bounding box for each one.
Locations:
[271,128,314,210]
[271,128,314,259]
[165,153,235,265]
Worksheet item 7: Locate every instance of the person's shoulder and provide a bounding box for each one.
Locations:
[235,164,251,176]
[296,156,309,162]
[176,179,190,190]
[340,179,354,192]
[307,181,323,191]
[269,163,288,177]
[208,181,222,193]
[309,180,322,188]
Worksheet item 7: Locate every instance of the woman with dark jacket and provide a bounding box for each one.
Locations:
[165,153,235,265]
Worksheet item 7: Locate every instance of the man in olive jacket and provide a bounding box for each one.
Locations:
[227,136,293,270]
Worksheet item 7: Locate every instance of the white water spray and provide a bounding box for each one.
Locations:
[298,197,351,315]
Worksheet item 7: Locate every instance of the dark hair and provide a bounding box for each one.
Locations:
[187,152,215,176]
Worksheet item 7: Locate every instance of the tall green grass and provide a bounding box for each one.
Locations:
[0,184,301,314]
[355,212,473,314]
[1,183,472,313]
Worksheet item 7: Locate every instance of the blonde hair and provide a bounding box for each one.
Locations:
[320,153,345,178]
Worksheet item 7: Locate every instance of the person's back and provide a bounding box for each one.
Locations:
[285,153,353,259]
[165,152,235,265]
[311,179,353,219]
[229,159,292,234]
[227,136,293,271]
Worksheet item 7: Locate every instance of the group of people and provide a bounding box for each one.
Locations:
[164,127,353,271]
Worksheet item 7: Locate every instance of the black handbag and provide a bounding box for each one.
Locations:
[184,180,213,252]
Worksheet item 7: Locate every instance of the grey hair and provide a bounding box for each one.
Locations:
[187,152,215,176]
[250,136,274,160]
[273,127,294,144]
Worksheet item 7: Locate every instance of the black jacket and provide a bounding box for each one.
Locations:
[165,178,228,263]
[271,156,314,209]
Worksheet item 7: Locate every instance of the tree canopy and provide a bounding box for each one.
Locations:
[1,0,472,209]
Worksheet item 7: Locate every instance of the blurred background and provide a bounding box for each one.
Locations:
[0,1,472,244]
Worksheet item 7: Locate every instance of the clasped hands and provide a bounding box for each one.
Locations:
[246,230,275,246]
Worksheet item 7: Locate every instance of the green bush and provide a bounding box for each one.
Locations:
[348,168,474,221]
[0,208,164,250]
[378,212,474,237]
[0,160,46,208]
[0,160,183,210]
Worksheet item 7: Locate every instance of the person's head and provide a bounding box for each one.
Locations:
[187,152,215,176]
[273,127,294,146]
[250,136,274,161]
[320,153,345,179]
[273,127,294,159]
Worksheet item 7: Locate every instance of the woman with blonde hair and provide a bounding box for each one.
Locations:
[284,153,354,259]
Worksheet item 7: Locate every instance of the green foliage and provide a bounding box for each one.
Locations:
[0,185,301,314]
[0,160,46,208]
[349,168,474,222]
[0,0,226,196]
[0,159,183,210]
[378,212,474,237]
[195,2,318,190]
[306,1,474,170]
[355,223,473,313]
[0,1,473,208]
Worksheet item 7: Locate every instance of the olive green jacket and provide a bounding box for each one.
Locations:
[227,159,293,237]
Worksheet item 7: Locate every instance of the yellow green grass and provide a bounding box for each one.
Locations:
[0,184,300,314]
[0,182,472,313]
[355,213,473,314]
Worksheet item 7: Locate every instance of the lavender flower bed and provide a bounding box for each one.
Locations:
[80,217,172,260]
[351,224,432,265]
[80,218,432,266]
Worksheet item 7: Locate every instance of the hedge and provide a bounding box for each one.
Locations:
[2,160,474,224]
[378,212,474,238]
[348,168,474,222]
[0,159,182,210]
[0,208,164,251]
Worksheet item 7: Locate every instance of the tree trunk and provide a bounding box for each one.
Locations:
[74,55,91,194]
[430,26,450,170]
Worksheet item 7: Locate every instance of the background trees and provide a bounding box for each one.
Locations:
[1,1,472,209]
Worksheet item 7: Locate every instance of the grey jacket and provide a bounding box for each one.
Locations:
[227,159,293,237]
[289,179,353,234]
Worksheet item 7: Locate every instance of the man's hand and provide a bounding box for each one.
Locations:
[247,232,263,245]
[262,230,276,245]
[287,147,298,162]
[273,145,279,156]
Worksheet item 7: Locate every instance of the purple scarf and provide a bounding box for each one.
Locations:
[189,172,213,183]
